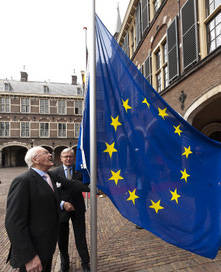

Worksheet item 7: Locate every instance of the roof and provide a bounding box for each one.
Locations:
[0,79,83,98]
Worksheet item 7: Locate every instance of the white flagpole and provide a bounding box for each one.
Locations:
[90,0,97,271]
[83,26,89,210]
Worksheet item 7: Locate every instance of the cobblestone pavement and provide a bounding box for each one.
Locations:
[1,167,221,272]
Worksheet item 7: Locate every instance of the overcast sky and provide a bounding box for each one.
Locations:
[0,0,129,84]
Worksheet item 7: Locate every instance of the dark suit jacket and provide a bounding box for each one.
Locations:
[50,165,86,222]
[5,168,89,268]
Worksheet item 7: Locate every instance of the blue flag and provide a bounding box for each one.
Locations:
[76,15,221,259]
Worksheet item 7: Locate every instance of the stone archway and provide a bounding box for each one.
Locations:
[54,146,68,166]
[2,145,28,167]
[184,85,221,142]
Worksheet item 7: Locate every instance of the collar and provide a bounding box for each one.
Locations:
[32,167,47,178]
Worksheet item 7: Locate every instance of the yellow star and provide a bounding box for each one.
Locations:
[122,99,132,112]
[182,146,192,159]
[104,142,117,158]
[170,188,181,204]
[108,170,124,185]
[180,168,190,183]
[149,200,164,213]
[142,98,150,108]
[158,107,168,119]
[110,115,122,131]
[127,189,139,205]
[173,124,183,136]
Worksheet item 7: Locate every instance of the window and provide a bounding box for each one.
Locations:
[156,72,162,92]
[154,0,161,13]
[21,122,30,137]
[123,33,130,56]
[154,40,168,92]
[58,123,67,137]
[77,87,82,95]
[74,123,80,138]
[0,97,10,112]
[167,16,179,81]
[162,42,169,88]
[207,0,221,15]
[75,100,83,115]
[207,12,221,53]
[58,100,66,115]
[136,1,142,47]
[0,122,9,136]
[155,50,161,70]
[163,66,169,89]
[141,0,150,33]
[181,0,198,69]
[40,123,49,137]
[43,85,49,93]
[21,98,30,113]
[40,99,49,114]
[4,82,11,91]
[144,55,152,84]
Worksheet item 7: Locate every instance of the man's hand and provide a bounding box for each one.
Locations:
[63,201,75,212]
[25,255,42,272]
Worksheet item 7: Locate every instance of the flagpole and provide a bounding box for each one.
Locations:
[83,26,89,209]
[90,0,97,271]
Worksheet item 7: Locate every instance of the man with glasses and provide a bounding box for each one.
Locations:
[5,146,89,272]
[51,147,90,272]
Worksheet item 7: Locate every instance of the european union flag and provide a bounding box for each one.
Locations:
[76,15,221,258]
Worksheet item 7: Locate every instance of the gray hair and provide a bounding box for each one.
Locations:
[61,147,74,155]
[25,146,44,168]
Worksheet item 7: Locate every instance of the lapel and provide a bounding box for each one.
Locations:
[29,168,58,200]
[59,165,66,178]
[47,172,60,201]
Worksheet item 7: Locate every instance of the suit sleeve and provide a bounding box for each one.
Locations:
[52,173,90,193]
[5,177,36,267]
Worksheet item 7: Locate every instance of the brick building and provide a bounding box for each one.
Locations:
[116,0,221,140]
[0,72,84,167]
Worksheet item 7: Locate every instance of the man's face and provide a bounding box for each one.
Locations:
[33,148,54,171]
[60,151,74,167]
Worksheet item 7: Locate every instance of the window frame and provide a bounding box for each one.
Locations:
[57,123,67,138]
[39,99,49,114]
[20,122,30,137]
[0,121,10,137]
[74,122,81,138]
[21,97,30,113]
[206,11,221,53]
[57,100,67,115]
[74,100,83,115]
[153,37,168,92]
[39,122,49,137]
[0,97,10,113]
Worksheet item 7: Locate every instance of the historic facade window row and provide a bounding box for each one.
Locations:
[121,0,220,93]
[0,121,80,138]
[0,96,83,115]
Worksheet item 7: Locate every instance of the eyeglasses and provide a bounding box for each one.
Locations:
[34,150,51,158]
[61,155,73,159]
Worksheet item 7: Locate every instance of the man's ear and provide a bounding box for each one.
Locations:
[32,156,39,165]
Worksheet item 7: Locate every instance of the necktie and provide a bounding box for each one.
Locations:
[43,173,54,191]
[67,168,72,180]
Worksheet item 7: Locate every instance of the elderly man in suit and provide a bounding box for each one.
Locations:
[51,147,90,272]
[5,146,89,272]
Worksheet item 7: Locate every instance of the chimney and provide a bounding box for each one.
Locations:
[20,71,28,82]
[72,75,77,85]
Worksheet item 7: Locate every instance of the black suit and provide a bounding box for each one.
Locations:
[5,168,89,271]
[51,165,90,269]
